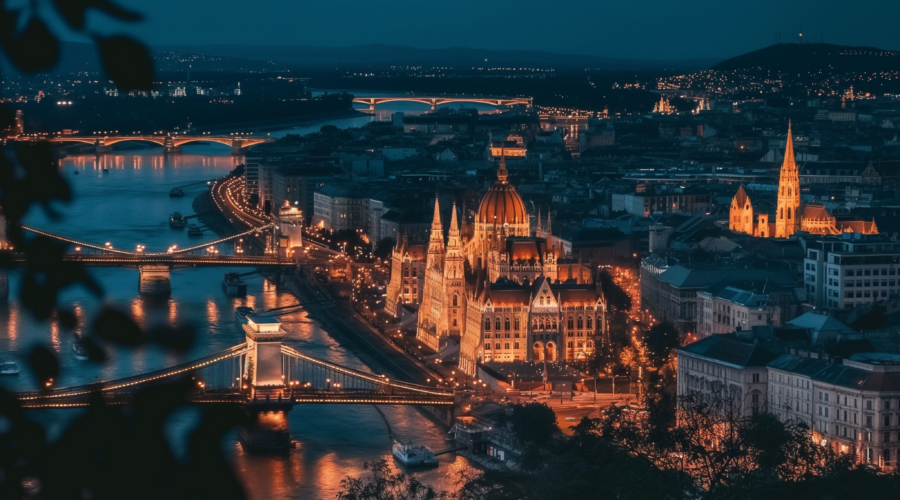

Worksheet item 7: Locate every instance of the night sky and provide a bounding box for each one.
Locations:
[65,0,900,60]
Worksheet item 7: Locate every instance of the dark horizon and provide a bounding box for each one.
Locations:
[54,0,900,61]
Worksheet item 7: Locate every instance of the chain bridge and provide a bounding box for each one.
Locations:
[16,317,456,448]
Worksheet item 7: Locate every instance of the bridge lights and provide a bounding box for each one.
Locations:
[74,246,81,252]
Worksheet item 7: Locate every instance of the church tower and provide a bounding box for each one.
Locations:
[774,122,801,239]
[442,203,466,337]
[417,197,446,351]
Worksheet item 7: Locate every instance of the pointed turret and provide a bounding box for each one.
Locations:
[535,207,543,237]
[497,149,508,183]
[431,196,443,233]
[427,196,445,256]
[447,202,461,248]
[774,122,801,238]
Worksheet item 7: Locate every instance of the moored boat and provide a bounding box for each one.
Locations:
[187,224,204,236]
[169,212,187,229]
[392,440,438,467]
[235,306,255,326]
[223,273,248,296]
[169,187,184,197]
[73,340,89,361]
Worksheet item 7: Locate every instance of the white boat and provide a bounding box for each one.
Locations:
[0,359,19,375]
[392,440,438,467]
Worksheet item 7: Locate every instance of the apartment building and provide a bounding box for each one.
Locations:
[804,236,900,310]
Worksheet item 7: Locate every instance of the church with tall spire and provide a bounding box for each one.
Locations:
[385,154,607,376]
[730,124,878,238]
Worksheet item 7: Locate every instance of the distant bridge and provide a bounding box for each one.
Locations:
[11,224,318,295]
[353,94,533,111]
[34,134,273,154]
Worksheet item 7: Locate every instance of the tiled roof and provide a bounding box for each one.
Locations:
[678,335,778,368]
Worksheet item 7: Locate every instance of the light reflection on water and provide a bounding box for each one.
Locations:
[0,141,474,499]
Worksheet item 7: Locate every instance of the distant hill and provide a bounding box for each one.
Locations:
[712,43,900,73]
[158,43,717,71]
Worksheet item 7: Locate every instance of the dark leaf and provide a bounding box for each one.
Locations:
[93,307,143,345]
[3,18,59,73]
[95,35,154,91]
[81,336,107,362]
[28,345,59,388]
[53,0,90,30]
[147,324,196,352]
[57,309,78,329]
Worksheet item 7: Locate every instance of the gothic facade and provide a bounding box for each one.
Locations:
[385,156,608,376]
[730,124,878,238]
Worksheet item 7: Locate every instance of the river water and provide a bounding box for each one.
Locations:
[0,102,487,499]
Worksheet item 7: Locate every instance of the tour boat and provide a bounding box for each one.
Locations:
[222,273,248,296]
[73,340,89,361]
[169,187,184,197]
[235,306,255,326]
[169,212,187,229]
[392,440,438,467]
[187,224,204,236]
[0,359,19,375]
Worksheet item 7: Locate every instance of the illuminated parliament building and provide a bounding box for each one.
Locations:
[730,124,878,238]
[385,156,608,376]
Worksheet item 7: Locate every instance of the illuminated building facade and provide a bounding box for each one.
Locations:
[386,155,607,376]
[729,124,878,238]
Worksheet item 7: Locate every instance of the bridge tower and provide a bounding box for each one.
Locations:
[95,139,112,154]
[164,136,182,154]
[231,138,245,155]
[241,315,292,449]
[138,265,171,296]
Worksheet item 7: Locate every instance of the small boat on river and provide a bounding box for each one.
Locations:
[392,440,438,467]
[169,187,184,197]
[169,212,187,229]
[223,273,248,296]
[187,224,204,236]
[73,340,89,361]
[235,306,255,326]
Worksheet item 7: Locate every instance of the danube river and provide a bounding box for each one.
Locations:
[0,104,485,498]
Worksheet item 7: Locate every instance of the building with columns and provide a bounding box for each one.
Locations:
[385,155,608,376]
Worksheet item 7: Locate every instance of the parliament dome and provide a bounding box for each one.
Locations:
[476,156,529,225]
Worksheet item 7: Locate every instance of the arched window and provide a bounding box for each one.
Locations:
[504,317,510,331]
[568,317,574,329]
[495,317,501,330]
[597,316,602,330]
[788,207,792,220]
[452,294,458,307]
[587,340,593,348]
[514,317,520,330]
[452,319,457,327]
[577,316,583,329]
[586,316,593,329]
[567,341,573,348]
[485,318,491,330]
[504,342,510,350]
[539,318,545,330]
[552,318,558,329]
[403,268,409,277]
[532,318,538,330]
[495,342,501,350]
